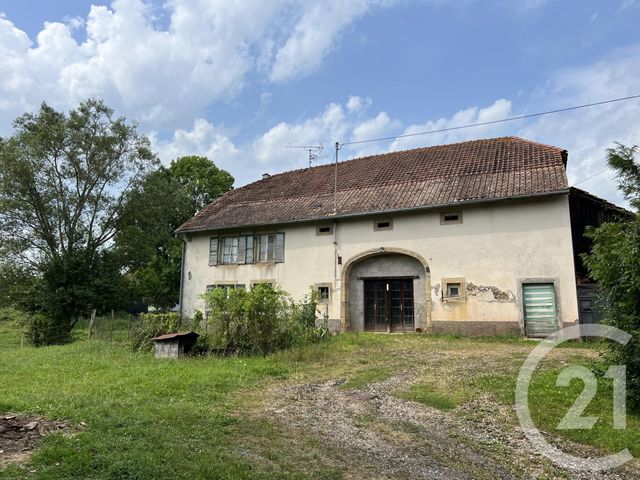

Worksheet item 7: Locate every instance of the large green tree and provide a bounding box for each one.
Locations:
[584,143,640,409]
[168,155,234,212]
[116,156,233,309]
[0,99,157,341]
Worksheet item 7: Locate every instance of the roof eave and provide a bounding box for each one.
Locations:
[175,189,571,235]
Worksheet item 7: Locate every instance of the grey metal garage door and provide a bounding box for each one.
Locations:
[523,283,558,337]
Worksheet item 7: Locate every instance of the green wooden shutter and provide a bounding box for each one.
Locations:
[209,237,218,266]
[274,232,285,263]
[237,236,246,264]
[523,283,557,337]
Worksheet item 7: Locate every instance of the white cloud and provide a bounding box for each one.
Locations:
[241,43,640,209]
[619,0,639,12]
[153,99,350,184]
[519,46,640,206]
[0,0,395,135]
[352,112,399,141]
[269,0,393,83]
[523,0,552,7]
[150,118,241,172]
[251,101,349,173]
[390,99,513,151]
[245,97,514,183]
[2,0,636,209]
[143,44,640,210]
[346,95,372,113]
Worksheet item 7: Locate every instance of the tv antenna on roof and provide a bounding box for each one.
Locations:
[284,144,324,167]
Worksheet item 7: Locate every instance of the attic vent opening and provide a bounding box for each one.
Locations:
[440,212,463,225]
[374,219,393,231]
[316,225,334,236]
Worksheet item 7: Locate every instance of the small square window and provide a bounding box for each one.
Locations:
[317,286,330,301]
[374,219,393,231]
[447,283,461,297]
[440,212,463,225]
[442,278,466,302]
[316,225,333,236]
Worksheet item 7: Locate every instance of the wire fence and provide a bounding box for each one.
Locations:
[0,310,142,350]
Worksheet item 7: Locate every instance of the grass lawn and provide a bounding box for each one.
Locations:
[0,324,638,479]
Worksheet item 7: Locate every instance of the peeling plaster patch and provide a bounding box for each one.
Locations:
[467,283,515,302]
[432,283,441,297]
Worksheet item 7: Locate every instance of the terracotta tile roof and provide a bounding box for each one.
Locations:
[176,137,569,233]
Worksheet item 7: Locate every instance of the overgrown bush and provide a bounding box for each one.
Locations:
[583,143,640,410]
[0,307,28,326]
[17,249,136,346]
[201,284,328,356]
[131,312,180,352]
[584,219,640,409]
[0,306,75,346]
[27,313,73,346]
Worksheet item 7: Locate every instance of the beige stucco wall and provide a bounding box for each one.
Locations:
[181,194,579,334]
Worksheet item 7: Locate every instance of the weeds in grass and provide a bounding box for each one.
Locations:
[340,366,394,389]
[395,383,461,411]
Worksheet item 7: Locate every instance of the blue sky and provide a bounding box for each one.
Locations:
[1,0,639,204]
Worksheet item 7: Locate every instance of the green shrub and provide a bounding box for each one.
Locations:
[201,284,328,356]
[131,312,180,352]
[27,313,73,346]
[582,143,640,410]
[0,307,29,326]
[4,306,76,347]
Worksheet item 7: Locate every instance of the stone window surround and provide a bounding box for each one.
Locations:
[315,282,332,302]
[442,277,467,302]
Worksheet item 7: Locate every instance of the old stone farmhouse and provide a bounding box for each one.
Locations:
[176,137,623,337]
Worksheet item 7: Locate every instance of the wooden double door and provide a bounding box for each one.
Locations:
[364,278,414,332]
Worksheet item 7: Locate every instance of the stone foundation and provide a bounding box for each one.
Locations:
[429,320,521,336]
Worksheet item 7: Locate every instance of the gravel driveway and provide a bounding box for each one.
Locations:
[252,342,640,479]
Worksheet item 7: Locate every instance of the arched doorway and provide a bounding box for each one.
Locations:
[340,248,431,332]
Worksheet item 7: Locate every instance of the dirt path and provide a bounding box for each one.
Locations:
[261,358,640,479]
[0,415,72,468]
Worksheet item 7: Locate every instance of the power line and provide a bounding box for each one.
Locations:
[572,166,610,186]
[340,94,640,147]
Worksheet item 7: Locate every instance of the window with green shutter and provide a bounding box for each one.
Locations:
[209,237,218,266]
[275,232,285,263]
[244,235,254,264]
[209,233,283,265]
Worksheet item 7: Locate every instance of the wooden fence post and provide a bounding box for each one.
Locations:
[88,309,97,339]
[110,309,114,341]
